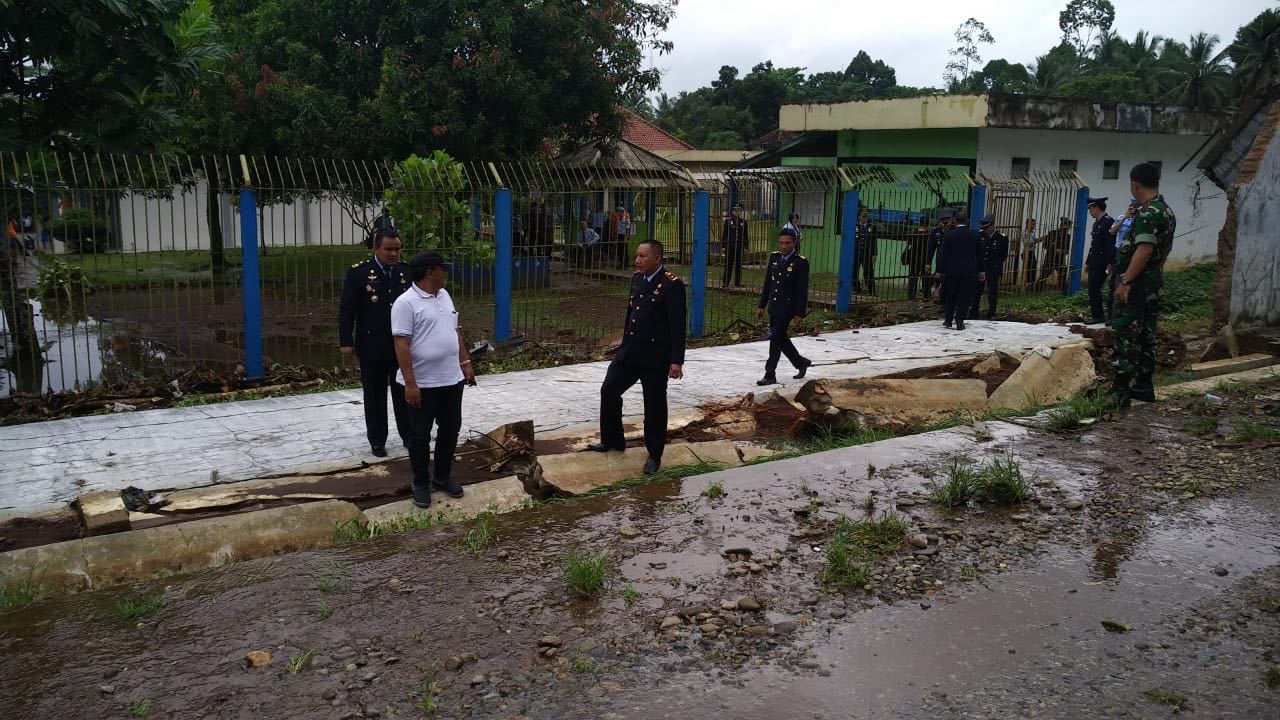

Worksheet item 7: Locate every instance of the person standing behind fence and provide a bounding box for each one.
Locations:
[340,230,413,458]
[588,240,686,476]
[392,251,476,508]
[720,203,748,287]
[926,211,954,301]
[936,213,984,331]
[1019,217,1039,288]
[1110,163,1175,408]
[1085,197,1115,324]
[970,214,1008,319]
[577,219,600,266]
[756,227,812,386]
[782,212,803,248]
[1038,217,1072,291]
[904,214,933,300]
[852,208,878,295]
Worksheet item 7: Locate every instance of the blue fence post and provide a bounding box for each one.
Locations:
[1068,186,1090,294]
[238,187,264,380]
[494,188,513,342]
[836,190,859,313]
[690,190,709,337]
[969,185,989,230]
[646,191,657,242]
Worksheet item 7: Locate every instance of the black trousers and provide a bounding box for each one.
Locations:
[600,361,669,460]
[906,273,934,299]
[969,270,1001,318]
[942,275,977,325]
[359,353,410,449]
[614,235,629,269]
[400,381,464,487]
[1087,265,1108,320]
[765,313,806,375]
[722,242,744,286]
[852,253,875,294]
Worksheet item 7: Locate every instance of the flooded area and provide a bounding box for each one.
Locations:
[0,378,1277,719]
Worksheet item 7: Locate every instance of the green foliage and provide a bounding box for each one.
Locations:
[111,592,165,621]
[945,18,996,90]
[383,151,485,260]
[334,509,454,542]
[313,600,332,620]
[1059,0,1116,55]
[1229,9,1280,95]
[461,511,497,555]
[1266,665,1280,689]
[1142,688,1188,708]
[1232,419,1278,443]
[931,459,981,509]
[562,548,611,597]
[35,257,89,303]
[415,672,441,715]
[932,455,1031,507]
[621,586,640,606]
[1044,392,1117,431]
[0,579,48,611]
[129,699,154,717]
[1060,73,1153,103]
[822,513,908,590]
[701,481,726,500]
[287,649,314,674]
[44,209,108,252]
[981,456,1032,505]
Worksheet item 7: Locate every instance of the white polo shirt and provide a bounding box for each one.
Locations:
[390,284,464,389]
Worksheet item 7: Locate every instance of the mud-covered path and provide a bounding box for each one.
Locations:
[2,379,1278,720]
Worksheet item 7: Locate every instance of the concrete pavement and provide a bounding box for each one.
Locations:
[0,320,1081,515]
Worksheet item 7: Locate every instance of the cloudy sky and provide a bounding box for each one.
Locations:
[649,0,1267,96]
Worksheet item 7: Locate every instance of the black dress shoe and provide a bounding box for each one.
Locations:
[371,445,388,457]
[433,477,465,498]
[586,441,619,452]
[955,322,966,331]
[793,359,812,380]
[411,482,432,508]
[943,321,953,329]
[1129,387,1156,403]
[643,457,661,475]
[756,374,777,386]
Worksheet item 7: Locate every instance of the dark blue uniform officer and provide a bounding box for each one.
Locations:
[936,214,985,331]
[924,211,954,301]
[589,240,687,476]
[970,214,1009,319]
[756,226,812,385]
[339,230,412,456]
[1085,197,1115,323]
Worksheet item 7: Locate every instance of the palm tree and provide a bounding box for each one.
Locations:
[1089,29,1125,69]
[1162,33,1232,110]
[1229,9,1280,95]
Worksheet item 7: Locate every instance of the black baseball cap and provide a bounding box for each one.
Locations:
[409,251,450,270]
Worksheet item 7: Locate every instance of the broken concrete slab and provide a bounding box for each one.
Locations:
[1187,353,1278,380]
[0,500,365,593]
[74,490,130,536]
[795,378,990,427]
[468,421,534,474]
[363,476,528,526]
[1155,365,1280,400]
[527,441,772,497]
[987,342,1097,411]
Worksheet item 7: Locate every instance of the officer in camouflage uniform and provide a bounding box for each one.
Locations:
[1110,163,1175,407]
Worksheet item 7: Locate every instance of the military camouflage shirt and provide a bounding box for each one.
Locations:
[1116,194,1176,294]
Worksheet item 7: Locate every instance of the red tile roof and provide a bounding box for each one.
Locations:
[622,110,693,152]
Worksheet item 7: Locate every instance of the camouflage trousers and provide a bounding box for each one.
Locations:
[1111,287,1160,389]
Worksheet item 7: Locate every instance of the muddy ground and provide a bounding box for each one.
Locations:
[1,379,1278,720]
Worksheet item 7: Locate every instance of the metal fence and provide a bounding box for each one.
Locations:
[0,153,1086,399]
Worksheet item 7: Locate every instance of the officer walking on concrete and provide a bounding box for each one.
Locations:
[589,240,687,475]
[925,210,954,301]
[1085,197,1115,324]
[936,214,984,331]
[339,229,412,457]
[1111,163,1176,407]
[720,203,748,287]
[756,227,812,385]
[969,214,1008,319]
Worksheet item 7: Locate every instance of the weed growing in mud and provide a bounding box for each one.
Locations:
[317,563,346,593]
[1188,414,1219,436]
[865,461,877,478]
[1232,419,1278,443]
[804,423,895,453]
[313,600,332,620]
[701,480,726,499]
[931,459,980,509]
[461,511,497,555]
[622,586,639,606]
[571,655,597,673]
[862,494,876,516]
[981,455,1032,505]
[821,513,908,591]
[111,592,164,621]
[578,461,729,499]
[414,673,441,714]
[129,699,153,717]
[1265,666,1280,689]
[335,510,454,543]
[1143,688,1188,708]
[1044,392,1116,431]
[563,548,611,597]
[1259,596,1280,614]
[656,500,692,514]
[0,579,47,611]
[287,650,314,674]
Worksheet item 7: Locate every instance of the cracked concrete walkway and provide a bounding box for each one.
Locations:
[0,321,1081,515]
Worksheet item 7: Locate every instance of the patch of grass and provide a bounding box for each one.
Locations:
[1188,414,1219,436]
[930,459,980,509]
[414,672,441,715]
[111,592,164,621]
[563,548,611,597]
[1142,688,1188,708]
[316,563,346,593]
[0,579,48,611]
[821,513,908,591]
[700,480,725,500]
[655,500,693,514]
[129,699,153,717]
[804,422,895,453]
[1232,419,1278,443]
[335,509,454,543]
[571,655,597,673]
[668,576,682,589]
[1044,392,1116,431]
[313,600,332,620]
[287,649,314,674]
[461,511,497,555]
[621,586,639,606]
[980,455,1032,505]
[1259,596,1280,614]
[1266,666,1280,690]
[578,460,728,498]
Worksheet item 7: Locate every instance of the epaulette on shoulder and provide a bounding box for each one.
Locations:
[797,254,807,260]
[664,270,680,282]
[350,260,363,269]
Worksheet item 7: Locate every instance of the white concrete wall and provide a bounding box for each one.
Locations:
[977,128,1225,266]
[113,179,373,253]
[1232,138,1280,328]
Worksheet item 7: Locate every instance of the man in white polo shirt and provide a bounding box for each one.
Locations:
[391,251,476,508]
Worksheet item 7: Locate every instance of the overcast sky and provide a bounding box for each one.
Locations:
[648,0,1267,97]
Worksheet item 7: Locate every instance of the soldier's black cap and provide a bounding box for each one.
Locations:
[778,227,798,239]
[938,209,954,219]
[953,213,969,225]
[1059,216,1072,226]
[979,213,995,225]
[409,251,450,270]
[1087,197,1108,210]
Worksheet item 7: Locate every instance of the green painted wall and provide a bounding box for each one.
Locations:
[779,156,841,273]
[837,128,979,159]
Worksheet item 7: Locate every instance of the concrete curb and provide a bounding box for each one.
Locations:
[0,500,364,593]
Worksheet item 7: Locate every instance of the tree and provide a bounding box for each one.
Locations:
[963,59,1034,93]
[1228,9,1280,95]
[0,0,223,152]
[1029,43,1081,95]
[844,51,899,97]
[945,18,995,91]
[1059,0,1116,56]
[1161,33,1232,110]
[1059,73,1152,103]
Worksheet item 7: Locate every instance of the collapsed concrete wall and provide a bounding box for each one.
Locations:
[1232,124,1280,328]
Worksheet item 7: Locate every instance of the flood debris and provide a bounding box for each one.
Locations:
[73,491,130,536]
[987,342,1098,411]
[523,441,771,497]
[795,378,989,430]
